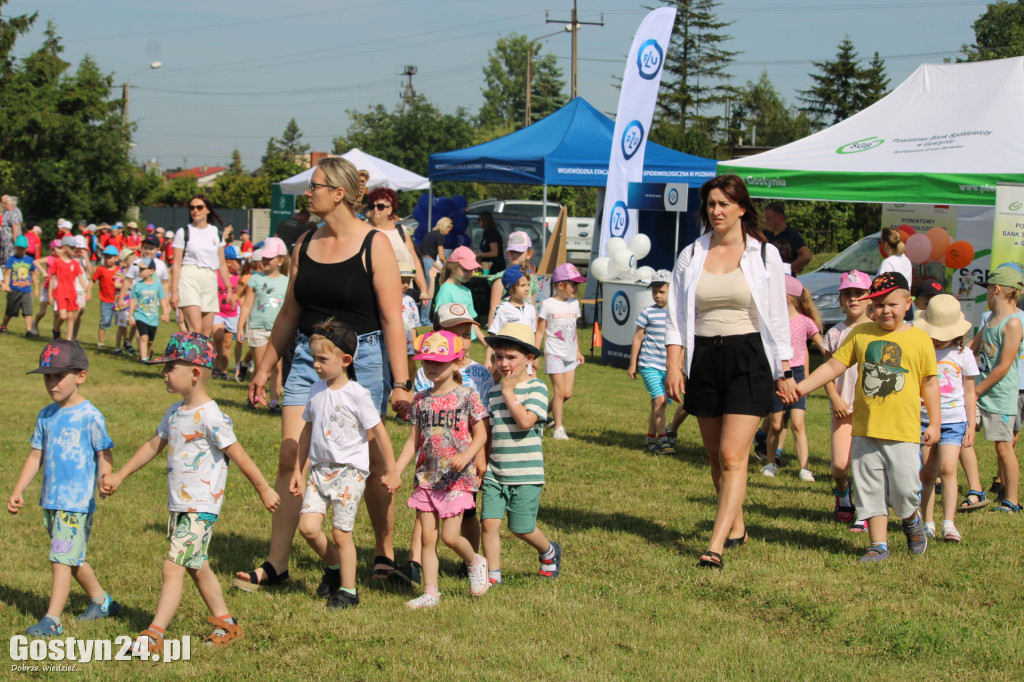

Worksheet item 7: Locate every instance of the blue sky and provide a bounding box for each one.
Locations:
[7,0,988,170]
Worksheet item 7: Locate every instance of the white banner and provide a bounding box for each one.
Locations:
[598,7,676,257]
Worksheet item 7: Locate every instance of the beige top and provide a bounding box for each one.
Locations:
[694,268,759,336]
[380,225,415,270]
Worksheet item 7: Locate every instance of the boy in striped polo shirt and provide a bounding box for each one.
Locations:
[628,270,687,454]
[481,322,561,584]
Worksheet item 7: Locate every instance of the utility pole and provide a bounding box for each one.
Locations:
[546,0,603,99]
[401,65,417,112]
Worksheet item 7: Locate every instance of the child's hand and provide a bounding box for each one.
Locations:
[577,351,585,365]
[7,492,24,514]
[260,487,281,512]
[450,451,475,472]
[502,365,527,389]
[381,470,402,494]
[922,423,940,446]
[627,363,637,380]
[161,313,170,323]
[831,399,851,419]
[962,423,976,448]
[289,472,304,497]
[99,472,122,498]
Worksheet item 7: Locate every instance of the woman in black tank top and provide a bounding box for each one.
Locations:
[236,158,410,591]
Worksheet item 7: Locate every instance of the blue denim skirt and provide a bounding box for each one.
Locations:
[282,329,391,415]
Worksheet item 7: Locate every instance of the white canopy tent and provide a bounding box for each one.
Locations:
[279,148,430,195]
[719,57,1024,206]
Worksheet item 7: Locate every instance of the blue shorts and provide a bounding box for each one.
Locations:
[99,301,115,329]
[283,330,390,414]
[769,364,806,413]
[638,366,671,403]
[922,420,967,447]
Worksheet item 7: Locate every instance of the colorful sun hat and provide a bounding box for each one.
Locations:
[146,332,217,368]
[413,330,464,362]
[484,322,541,357]
[913,294,972,342]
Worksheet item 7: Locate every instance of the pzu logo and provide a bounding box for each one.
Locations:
[611,291,630,325]
[609,201,629,238]
[636,39,664,80]
[621,120,644,160]
[667,188,679,206]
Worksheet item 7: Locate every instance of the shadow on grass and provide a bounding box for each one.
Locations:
[572,429,646,451]
[0,582,155,631]
[539,505,698,555]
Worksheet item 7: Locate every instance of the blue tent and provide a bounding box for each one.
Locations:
[429,97,717,187]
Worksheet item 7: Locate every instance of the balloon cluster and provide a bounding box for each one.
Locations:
[411,194,470,249]
[590,233,653,283]
[886,224,975,269]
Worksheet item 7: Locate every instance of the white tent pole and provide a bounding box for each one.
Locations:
[427,186,433,232]
[542,184,548,254]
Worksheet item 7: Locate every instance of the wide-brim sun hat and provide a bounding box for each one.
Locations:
[484,322,541,357]
[913,294,973,341]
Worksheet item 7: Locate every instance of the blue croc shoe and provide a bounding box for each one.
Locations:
[79,594,121,621]
[26,617,63,637]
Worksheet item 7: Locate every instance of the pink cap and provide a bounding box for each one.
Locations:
[260,236,288,259]
[838,269,873,292]
[50,239,61,250]
[785,275,804,298]
[449,246,481,271]
[412,330,464,362]
[553,263,586,283]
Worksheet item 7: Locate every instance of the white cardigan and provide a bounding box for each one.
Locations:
[664,232,793,380]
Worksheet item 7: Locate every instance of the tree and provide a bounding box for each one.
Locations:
[265,118,309,161]
[653,0,739,153]
[478,33,566,129]
[225,148,245,176]
[727,71,813,148]
[798,38,890,127]
[962,0,1024,61]
[0,0,36,76]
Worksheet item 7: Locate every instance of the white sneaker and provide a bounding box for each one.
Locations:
[467,556,489,596]
[96,342,105,349]
[798,468,815,482]
[405,593,440,610]
[552,427,569,440]
[760,463,778,477]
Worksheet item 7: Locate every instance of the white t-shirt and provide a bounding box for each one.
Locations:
[157,400,237,514]
[823,322,860,412]
[302,379,381,474]
[489,301,538,334]
[877,254,913,286]
[172,224,224,270]
[923,345,979,425]
[538,297,580,360]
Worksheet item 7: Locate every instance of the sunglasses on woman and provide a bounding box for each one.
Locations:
[369,203,391,212]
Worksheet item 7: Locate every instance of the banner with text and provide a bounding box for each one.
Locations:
[598,6,676,257]
[991,183,1024,273]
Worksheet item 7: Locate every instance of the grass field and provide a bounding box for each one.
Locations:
[2,303,1023,681]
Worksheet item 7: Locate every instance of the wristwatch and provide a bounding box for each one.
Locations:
[783,369,794,380]
[393,379,413,391]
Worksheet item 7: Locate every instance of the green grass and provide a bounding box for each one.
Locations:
[2,305,1023,680]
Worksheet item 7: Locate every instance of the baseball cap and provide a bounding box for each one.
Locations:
[146,332,217,368]
[82,224,94,232]
[506,231,532,253]
[860,272,910,300]
[501,264,526,291]
[14,235,28,248]
[136,257,155,270]
[981,263,1024,290]
[224,245,241,260]
[240,229,250,235]
[553,263,586,283]
[413,330,464,362]
[126,221,138,229]
[146,224,155,231]
[32,225,42,234]
[484,322,541,357]
[260,236,287,259]
[60,236,77,249]
[73,235,88,249]
[838,270,872,291]
[27,340,89,375]
[785,275,804,298]
[436,302,475,328]
[449,246,481,271]
[397,261,415,279]
[119,247,136,260]
[102,245,119,257]
[650,269,672,286]
[49,240,61,250]
[142,236,160,247]
[250,249,264,261]
[915,279,944,298]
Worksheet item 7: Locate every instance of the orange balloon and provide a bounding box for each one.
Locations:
[945,241,974,269]
[927,227,952,261]
[897,224,915,242]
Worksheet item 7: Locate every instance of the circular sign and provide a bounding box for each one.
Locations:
[611,290,631,326]
[636,39,664,80]
[621,120,645,160]
[667,188,679,206]
[609,201,629,238]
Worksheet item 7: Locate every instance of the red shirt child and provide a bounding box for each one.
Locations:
[50,253,85,311]
[92,262,120,303]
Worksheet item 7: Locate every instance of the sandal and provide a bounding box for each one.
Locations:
[231,561,290,592]
[204,616,243,647]
[698,550,723,569]
[724,530,748,549]
[958,490,991,512]
[370,555,396,580]
[137,628,164,656]
[989,499,1021,514]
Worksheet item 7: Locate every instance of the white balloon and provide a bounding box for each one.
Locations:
[628,233,651,260]
[635,266,655,285]
[590,257,612,282]
[606,237,628,256]
[612,249,636,273]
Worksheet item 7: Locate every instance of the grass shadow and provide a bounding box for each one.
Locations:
[0,582,155,632]
[539,505,697,555]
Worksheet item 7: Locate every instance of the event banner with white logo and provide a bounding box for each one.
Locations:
[990,183,1024,271]
[598,6,676,257]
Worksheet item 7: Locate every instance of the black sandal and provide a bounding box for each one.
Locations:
[231,561,290,592]
[724,530,748,549]
[698,551,724,569]
[370,555,396,580]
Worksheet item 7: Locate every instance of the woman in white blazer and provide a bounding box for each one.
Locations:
[664,175,797,570]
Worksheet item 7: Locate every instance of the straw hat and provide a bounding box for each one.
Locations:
[913,294,972,342]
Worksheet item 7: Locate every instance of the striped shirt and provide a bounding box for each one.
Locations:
[486,378,548,485]
[636,305,668,369]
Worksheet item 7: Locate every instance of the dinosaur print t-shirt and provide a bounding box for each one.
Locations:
[157,400,237,514]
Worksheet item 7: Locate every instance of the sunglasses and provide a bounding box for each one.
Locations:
[369,203,391,212]
[189,204,206,211]
[307,180,337,192]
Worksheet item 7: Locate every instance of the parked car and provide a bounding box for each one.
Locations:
[798,232,883,328]
[468,199,593,267]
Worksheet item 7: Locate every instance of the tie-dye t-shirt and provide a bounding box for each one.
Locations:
[157,400,237,514]
[31,400,114,513]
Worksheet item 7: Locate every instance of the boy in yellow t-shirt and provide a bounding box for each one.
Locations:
[791,272,940,563]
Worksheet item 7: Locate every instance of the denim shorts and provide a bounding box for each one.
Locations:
[282,329,390,414]
[99,301,115,329]
[921,420,967,447]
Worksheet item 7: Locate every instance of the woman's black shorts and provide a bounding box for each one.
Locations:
[683,333,773,418]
